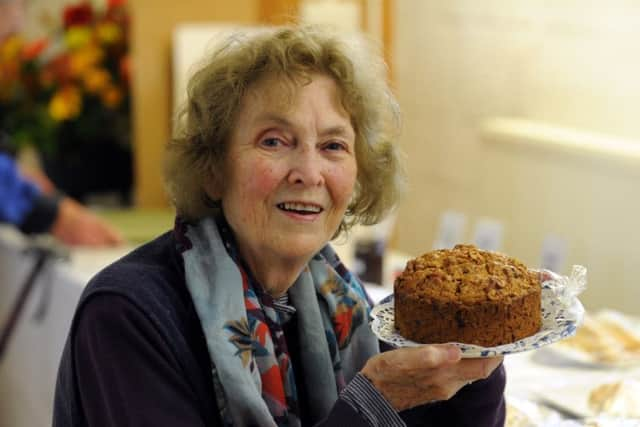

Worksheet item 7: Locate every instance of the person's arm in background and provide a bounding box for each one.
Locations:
[0,152,123,246]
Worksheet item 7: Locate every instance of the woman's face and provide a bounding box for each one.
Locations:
[216,74,357,267]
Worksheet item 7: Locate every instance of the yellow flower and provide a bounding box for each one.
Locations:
[69,44,104,77]
[0,35,23,62]
[96,22,122,44]
[48,85,83,121]
[100,84,123,108]
[64,26,93,50]
[82,67,111,93]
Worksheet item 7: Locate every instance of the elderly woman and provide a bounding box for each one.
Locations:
[53,26,505,426]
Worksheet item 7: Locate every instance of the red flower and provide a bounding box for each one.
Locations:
[107,0,127,10]
[63,2,94,29]
[22,38,49,61]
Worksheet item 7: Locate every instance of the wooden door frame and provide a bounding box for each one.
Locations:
[258,0,393,81]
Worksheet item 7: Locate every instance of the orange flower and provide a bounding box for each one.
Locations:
[82,67,111,93]
[1,0,130,157]
[100,84,123,108]
[49,85,83,120]
[69,44,104,77]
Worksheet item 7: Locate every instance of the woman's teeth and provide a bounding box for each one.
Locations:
[278,203,322,213]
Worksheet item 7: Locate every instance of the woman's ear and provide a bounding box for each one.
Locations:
[202,172,222,200]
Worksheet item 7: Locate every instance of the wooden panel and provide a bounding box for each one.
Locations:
[382,0,394,83]
[360,0,368,31]
[258,0,299,24]
[130,0,257,207]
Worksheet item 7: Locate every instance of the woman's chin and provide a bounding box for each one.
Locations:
[275,240,326,261]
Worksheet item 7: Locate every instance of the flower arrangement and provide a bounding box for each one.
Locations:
[0,0,130,157]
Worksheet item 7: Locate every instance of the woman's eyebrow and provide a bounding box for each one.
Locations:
[318,125,354,139]
[255,113,353,139]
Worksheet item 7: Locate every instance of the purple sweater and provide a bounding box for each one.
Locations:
[53,231,506,426]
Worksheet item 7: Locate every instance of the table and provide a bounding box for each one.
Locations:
[504,349,640,424]
[0,226,133,426]
[2,222,638,426]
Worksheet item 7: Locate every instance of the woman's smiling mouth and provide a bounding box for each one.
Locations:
[277,202,323,215]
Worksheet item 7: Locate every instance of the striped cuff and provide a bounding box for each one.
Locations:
[340,374,405,427]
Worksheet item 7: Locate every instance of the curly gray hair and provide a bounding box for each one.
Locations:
[164,25,404,236]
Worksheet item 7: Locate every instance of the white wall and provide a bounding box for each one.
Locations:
[393,0,640,314]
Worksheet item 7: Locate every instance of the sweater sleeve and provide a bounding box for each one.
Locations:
[371,340,506,427]
[72,293,211,427]
[314,360,505,427]
[398,363,506,427]
[0,153,59,233]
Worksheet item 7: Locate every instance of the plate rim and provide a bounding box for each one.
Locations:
[370,292,584,357]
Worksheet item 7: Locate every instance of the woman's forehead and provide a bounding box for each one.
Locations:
[247,74,310,102]
[243,73,347,115]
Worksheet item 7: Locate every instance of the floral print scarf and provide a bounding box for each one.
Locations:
[175,217,379,427]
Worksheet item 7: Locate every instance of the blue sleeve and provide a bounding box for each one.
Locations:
[0,153,40,225]
[0,153,59,233]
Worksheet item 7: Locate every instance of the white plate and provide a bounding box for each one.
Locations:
[534,378,640,421]
[539,310,640,368]
[537,344,640,369]
[370,266,586,358]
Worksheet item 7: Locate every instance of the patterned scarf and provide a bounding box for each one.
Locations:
[175,216,379,426]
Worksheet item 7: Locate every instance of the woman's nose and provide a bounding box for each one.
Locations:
[286,147,325,187]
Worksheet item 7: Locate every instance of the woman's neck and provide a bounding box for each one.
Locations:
[241,249,310,298]
[215,214,315,297]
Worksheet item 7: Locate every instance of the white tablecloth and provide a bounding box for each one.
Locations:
[0,227,132,427]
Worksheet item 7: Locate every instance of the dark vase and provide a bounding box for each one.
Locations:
[42,139,133,205]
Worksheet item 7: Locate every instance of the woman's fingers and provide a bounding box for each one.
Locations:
[361,345,503,412]
[52,197,124,247]
[371,344,461,377]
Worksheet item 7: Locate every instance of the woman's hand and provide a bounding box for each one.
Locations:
[360,344,503,412]
[51,197,124,247]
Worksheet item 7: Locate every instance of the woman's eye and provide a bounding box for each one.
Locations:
[260,137,282,148]
[325,141,347,151]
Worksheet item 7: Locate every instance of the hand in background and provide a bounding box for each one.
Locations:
[18,164,56,195]
[51,197,124,247]
[361,344,503,412]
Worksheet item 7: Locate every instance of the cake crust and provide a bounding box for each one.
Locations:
[394,244,541,347]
